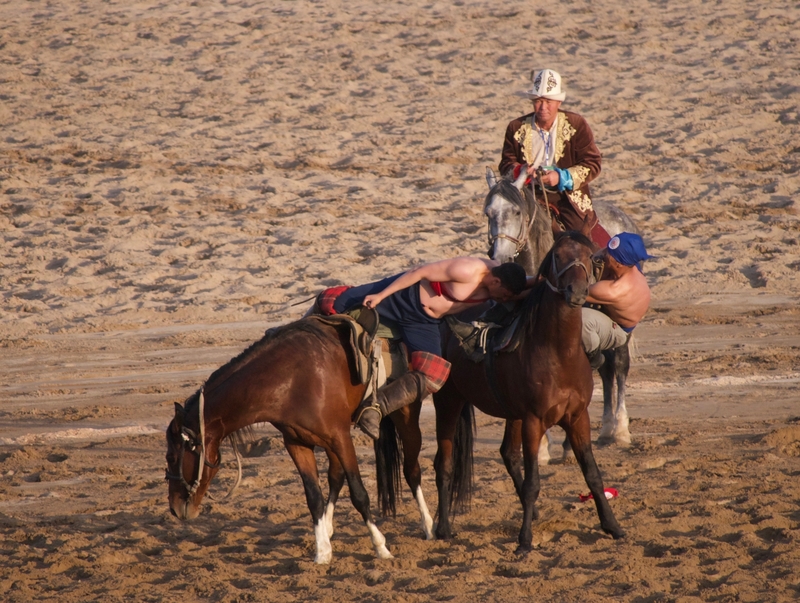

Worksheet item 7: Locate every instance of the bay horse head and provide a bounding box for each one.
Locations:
[484,167,554,275]
[165,391,221,520]
[539,231,595,308]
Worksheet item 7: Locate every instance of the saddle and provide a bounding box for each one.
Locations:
[445,301,525,364]
[305,308,409,390]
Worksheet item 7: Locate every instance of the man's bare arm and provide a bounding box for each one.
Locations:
[585,279,626,305]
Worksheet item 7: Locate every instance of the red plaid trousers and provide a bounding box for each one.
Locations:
[317,286,351,315]
[411,351,451,393]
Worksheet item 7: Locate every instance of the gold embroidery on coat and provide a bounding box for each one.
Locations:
[568,166,591,189]
[514,118,534,166]
[554,113,576,163]
[568,190,593,213]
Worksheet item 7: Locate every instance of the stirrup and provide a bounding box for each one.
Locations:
[354,403,382,440]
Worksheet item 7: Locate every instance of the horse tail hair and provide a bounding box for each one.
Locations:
[374,416,402,517]
[450,401,475,514]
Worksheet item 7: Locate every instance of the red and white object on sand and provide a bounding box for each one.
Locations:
[579,487,618,502]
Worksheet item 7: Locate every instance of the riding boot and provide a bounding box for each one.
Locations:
[588,350,606,370]
[356,372,426,441]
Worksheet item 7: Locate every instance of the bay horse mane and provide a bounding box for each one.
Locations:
[519,230,594,338]
[205,320,331,395]
[179,320,336,446]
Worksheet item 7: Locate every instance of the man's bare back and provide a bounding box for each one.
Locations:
[585,244,652,329]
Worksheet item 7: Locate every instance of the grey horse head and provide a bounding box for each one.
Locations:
[484,167,553,274]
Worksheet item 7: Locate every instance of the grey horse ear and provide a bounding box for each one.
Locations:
[513,166,528,190]
[486,167,498,189]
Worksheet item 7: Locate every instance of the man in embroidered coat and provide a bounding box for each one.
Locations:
[499,68,601,233]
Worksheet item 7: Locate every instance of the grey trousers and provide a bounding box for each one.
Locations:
[581,307,629,356]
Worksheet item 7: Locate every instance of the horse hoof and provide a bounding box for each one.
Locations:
[615,434,632,448]
[596,435,614,447]
[514,544,533,556]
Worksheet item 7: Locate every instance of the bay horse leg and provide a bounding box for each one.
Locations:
[538,427,552,466]
[597,349,617,445]
[613,342,632,447]
[500,419,524,501]
[323,449,346,538]
[329,435,393,560]
[517,415,544,553]
[282,438,333,564]
[433,385,465,541]
[561,409,625,539]
[392,401,434,539]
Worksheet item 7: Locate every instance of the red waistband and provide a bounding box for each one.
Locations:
[429,281,486,304]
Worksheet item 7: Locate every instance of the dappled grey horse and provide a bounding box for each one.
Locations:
[484,168,640,458]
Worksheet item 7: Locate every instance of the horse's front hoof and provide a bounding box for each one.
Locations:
[604,525,625,540]
[514,543,533,556]
[596,434,614,447]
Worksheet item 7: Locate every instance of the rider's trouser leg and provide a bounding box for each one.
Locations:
[356,351,451,440]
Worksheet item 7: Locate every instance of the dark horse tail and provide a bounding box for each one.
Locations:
[449,401,475,514]
[374,416,402,517]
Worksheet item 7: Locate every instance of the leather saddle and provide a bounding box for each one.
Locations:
[305,308,408,387]
[445,301,525,363]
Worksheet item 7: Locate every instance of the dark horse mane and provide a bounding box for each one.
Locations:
[520,230,594,339]
[180,319,335,446]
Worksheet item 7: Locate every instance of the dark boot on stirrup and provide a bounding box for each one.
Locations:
[356,372,426,441]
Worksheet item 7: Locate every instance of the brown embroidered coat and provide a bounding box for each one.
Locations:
[499,110,601,232]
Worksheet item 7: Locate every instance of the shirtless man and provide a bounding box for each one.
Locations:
[582,232,653,368]
[316,257,527,439]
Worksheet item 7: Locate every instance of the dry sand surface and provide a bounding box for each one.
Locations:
[1,0,800,601]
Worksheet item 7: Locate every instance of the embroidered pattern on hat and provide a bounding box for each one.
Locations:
[533,71,543,91]
[546,72,558,93]
[608,236,620,250]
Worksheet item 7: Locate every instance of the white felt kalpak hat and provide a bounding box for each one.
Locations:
[519,68,566,101]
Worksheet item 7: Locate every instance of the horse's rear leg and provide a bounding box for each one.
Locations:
[613,343,632,447]
[393,401,434,539]
[501,420,524,501]
[332,435,393,560]
[598,344,632,447]
[283,438,333,564]
[323,450,346,538]
[561,410,624,539]
[517,416,545,553]
[433,387,468,541]
[597,349,617,445]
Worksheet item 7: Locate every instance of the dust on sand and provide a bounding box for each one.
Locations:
[1,0,799,601]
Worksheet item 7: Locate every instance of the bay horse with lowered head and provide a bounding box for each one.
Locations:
[433,231,625,551]
[165,318,435,565]
[484,167,641,453]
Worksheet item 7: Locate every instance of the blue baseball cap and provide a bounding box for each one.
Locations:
[606,233,654,270]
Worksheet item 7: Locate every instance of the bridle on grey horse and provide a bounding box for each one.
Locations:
[486,187,540,259]
[165,389,221,497]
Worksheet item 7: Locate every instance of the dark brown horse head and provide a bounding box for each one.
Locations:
[540,231,595,308]
[165,393,221,520]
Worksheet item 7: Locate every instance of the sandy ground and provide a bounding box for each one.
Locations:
[1,0,799,601]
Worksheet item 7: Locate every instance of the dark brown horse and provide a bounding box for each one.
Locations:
[484,167,640,456]
[165,318,433,564]
[433,232,625,552]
